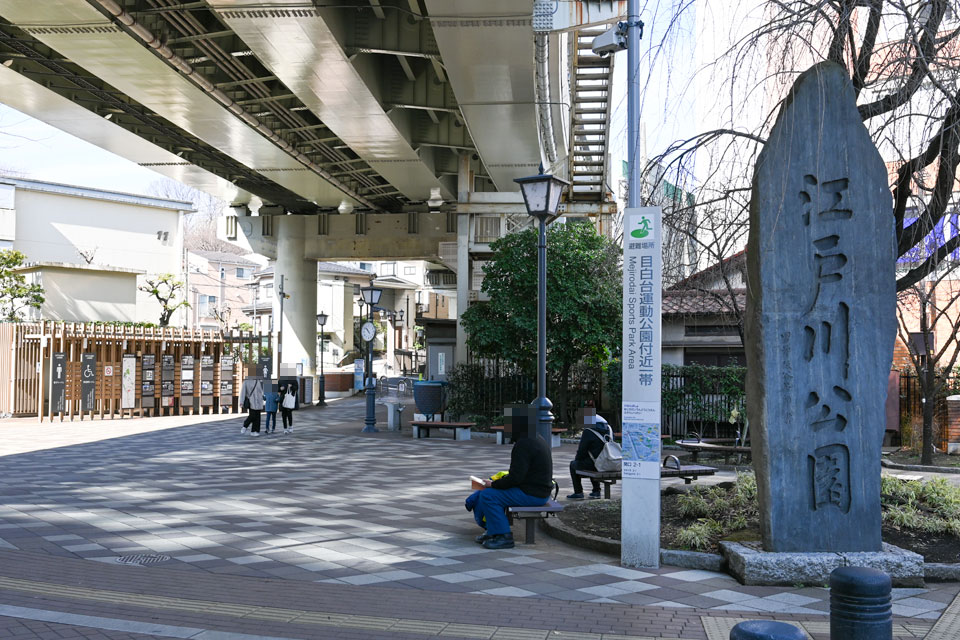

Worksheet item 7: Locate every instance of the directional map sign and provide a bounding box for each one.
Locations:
[51,352,66,413]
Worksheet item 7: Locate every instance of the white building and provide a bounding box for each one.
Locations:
[0,176,191,323]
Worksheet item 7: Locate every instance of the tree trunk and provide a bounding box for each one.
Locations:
[557,361,571,428]
[922,364,936,465]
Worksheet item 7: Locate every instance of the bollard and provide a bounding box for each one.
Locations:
[830,566,893,640]
[729,620,806,640]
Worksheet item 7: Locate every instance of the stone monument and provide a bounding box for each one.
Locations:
[745,61,895,552]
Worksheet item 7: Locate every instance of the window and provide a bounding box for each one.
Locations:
[404,266,416,276]
[198,295,217,317]
[359,262,373,272]
[684,325,740,336]
[263,283,273,299]
[683,350,746,367]
[236,267,249,279]
[381,262,396,276]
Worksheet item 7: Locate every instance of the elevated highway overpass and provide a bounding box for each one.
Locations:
[0,0,623,377]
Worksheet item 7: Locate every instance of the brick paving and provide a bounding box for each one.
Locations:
[0,396,956,639]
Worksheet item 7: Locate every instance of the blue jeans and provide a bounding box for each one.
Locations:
[465,487,548,536]
[264,412,277,431]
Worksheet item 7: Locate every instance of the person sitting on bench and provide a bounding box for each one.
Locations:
[464,427,553,550]
[567,415,613,500]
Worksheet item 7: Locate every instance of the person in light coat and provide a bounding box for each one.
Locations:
[239,376,265,437]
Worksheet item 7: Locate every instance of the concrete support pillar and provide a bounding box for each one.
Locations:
[273,215,318,380]
[455,152,472,365]
[342,282,355,356]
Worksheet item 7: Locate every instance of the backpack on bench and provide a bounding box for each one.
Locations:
[585,428,623,472]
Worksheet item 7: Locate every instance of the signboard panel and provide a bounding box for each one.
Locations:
[257,355,272,380]
[121,355,136,409]
[81,353,96,412]
[621,206,663,568]
[161,354,175,407]
[180,355,195,409]
[220,355,234,403]
[51,352,66,413]
[200,355,214,406]
[142,354,156,406]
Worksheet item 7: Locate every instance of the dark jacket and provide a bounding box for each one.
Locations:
[491,436,553,499]
[574,420,613,464]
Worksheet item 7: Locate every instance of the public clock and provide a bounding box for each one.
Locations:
[361,321,377,342]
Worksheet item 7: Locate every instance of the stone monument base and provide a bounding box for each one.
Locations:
[719,541,924,587]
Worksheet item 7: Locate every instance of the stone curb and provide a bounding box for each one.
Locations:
[539,516,726,571]
[925,563,960,581]
[881,459,960,474]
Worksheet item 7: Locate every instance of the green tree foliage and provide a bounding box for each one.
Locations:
[0,249,44,321]
[138,273,189,327]
[460,220,621,423]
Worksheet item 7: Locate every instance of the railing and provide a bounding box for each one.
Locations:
[898,372,953,448]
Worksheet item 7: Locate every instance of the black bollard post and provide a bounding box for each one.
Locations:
[729,620,806,640]
[830,566,893,640]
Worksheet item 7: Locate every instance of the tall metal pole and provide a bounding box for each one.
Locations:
[627,0,641,208]
[277,274,285,369]
[318,326,326,406]
[534,215,553,442]
[363,304,378,432]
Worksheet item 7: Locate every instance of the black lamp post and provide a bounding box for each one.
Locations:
[395,309,405,374]
[316,311,327,406]
[514,170,570,442]
[360,282,382,432]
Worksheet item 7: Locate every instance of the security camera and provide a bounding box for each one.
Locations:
[592,22,628,57]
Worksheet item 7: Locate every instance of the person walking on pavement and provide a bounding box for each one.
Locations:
[240,376,265,437]
[567,415,613,499]
[279,380,298,434]
[263,385,280,434]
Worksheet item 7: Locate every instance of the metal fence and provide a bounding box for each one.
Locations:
[447,361,745,437]
[898,373,954,448]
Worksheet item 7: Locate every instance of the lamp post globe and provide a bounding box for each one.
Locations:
[359,282,383,432]
[514,170,570,442]
[316,312,327,406]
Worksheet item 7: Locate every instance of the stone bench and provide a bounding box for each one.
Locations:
[490,425,565,447]
[506,500,564,544]
[676,440,751,464]
[410,421,473,441]
[576,457,718,499]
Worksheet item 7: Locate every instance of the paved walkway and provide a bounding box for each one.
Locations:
[0,396,957,639]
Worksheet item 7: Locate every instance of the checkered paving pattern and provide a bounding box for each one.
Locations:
[0,397,955,623]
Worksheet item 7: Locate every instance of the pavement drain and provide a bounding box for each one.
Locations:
[115,554,171,567]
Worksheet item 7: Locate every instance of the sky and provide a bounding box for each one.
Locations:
[0,103,163,195]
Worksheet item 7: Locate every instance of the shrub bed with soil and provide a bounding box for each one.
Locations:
[556,474,960,562]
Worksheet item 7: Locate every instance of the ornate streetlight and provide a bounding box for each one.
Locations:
[359,282,382,432]
[316,311,328,406]
[514,170,570,442]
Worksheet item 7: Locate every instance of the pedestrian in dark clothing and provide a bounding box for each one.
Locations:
[239,377,265,437]
[567,415,613,499]
[464,429,552,549]
[279,380,298,434]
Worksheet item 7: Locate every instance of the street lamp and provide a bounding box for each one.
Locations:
[316,311,328,406]
[514,170,570,442]
[359,282,382,432]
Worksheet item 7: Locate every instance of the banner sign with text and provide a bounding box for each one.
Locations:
[621,207,663,480]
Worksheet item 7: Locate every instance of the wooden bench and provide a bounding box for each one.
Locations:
[676,440,751,463]
[410,421,474,441]
[576,457,718,498]
[506,500,564,544]
[490,425,565,447]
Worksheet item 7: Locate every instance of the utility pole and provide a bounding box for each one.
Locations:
[277,274,285,368]
[627,0,642,208]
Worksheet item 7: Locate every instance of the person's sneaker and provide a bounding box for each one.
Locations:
[588,490,602,499]
[283,428,289,435]
[566,492,585,500]
[252,432,260,437]
[241,427,248,434]
[482,533,514,550]
[474,533,491,544]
